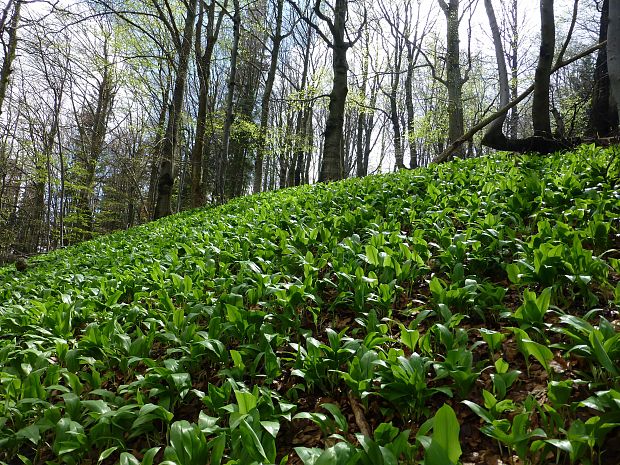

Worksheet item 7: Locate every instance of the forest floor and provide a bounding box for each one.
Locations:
[0,144,619,465]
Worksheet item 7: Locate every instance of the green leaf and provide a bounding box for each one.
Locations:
[169,420,208,465]
[506,263,521,283]
[98,447,119,464]
[261,420,281,438]
[119,452,141,465]
[15,425,41,445]
[295,447,323,465]
[240,418,268,461]
[399,326,420,351]
[517,335,554,373]
[322,403,347,432]
[462,400,493,424]
[365,245,380,266]
[315,442,358,465]
[235,390,257,415]
[141,448,161,465]
[208,435,226,465]
[425,404,462,465]
[590,331,619,376]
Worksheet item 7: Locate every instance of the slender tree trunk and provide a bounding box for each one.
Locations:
[0,0,21,118]
[354,31,369,177]
[590,0,618,136]
[389,42,405,170]
[190,0,207,208]
[190,0,225,207]
[320,54,348,180]
[507,0,519,138]
[292,26,312,186]
[355,111,366,177]
[482,0,510,139]
[76,60,115,239]
[58,128,65,247]
[293,104,312,186]
[154,0,198,219]
[532,0,555,136]
[608,0,620,126]
[360,75,378,176]
[304,106,314,184]
[253,0,284,194]
[218,0,241,202]
[405,44,417,168]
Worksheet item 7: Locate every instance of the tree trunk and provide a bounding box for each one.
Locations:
[190,0,224,208]
[481,0,564,153]
[76,58,115,239]
[218,0,241,202]
[355,31,370,177]
[439,0,465,157]
[389,47,405,171]
[154,0,198,219]
[483,0,564,153]
[532,0,555,136]
[434,41,605,162]
[590,0,618,136]
[608,0,620,126]
[318,0,349,182]
[253,0,284,194]
[319,49,347,181]
[483,0,510,136]
[506,0,519,138]
[294,104,312,186]
[0,0,21,118]
[405,43,417,168]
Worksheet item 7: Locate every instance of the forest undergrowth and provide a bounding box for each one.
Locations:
[1,145,619,465]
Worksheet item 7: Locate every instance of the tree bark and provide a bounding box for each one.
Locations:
[293,26,313,186]
[608,0,620,126]
[355,31,370,177]
[505,0,519,138]
[253,0,284,194]
[389,49,405,171]
[153,0,198,219]
[433,41,605,162]
[532,0,555,136]
[482,0,510,138]
[319,0,349,182]
[218,0,241,202]
[590,0,618,136]
[75,54,115,239]
[405,43,418,168]
[438,0,466,157]
[190,0,225,208]
[0,0,21,118]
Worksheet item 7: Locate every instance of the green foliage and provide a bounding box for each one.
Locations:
[0,145,619,463]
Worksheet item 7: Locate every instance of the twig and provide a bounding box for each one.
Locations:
[348,391,371,437]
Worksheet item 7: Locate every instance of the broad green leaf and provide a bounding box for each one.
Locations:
[425,404,462,465]
[119,452,141,465]
[315,442,358,465]
[239,418,268,461]
[235,390,257,415]
[590,331,619,376]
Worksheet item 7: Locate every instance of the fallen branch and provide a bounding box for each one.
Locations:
[348,390,371,437]
[432,40,607,164]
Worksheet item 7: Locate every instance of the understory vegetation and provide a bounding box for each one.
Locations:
[0,145,619,464]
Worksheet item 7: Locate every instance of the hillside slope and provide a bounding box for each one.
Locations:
[1,145,619,464]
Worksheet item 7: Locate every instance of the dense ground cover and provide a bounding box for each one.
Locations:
[1,145,619,465]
